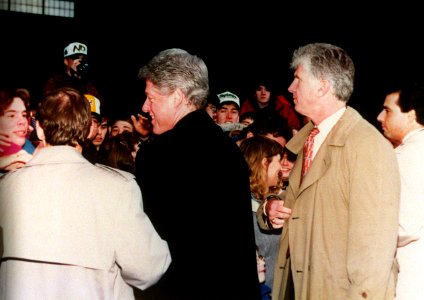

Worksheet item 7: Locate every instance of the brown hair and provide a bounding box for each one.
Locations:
[239,135,283,200]
[0,87,30,115]
[37,87,91,147]
[99,130,138,174]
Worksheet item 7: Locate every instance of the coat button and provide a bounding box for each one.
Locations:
[361,291,368,298]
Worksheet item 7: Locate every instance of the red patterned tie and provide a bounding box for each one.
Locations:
[301,126,320,183]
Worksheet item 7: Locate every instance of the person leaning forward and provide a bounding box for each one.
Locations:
[0,87,171,299]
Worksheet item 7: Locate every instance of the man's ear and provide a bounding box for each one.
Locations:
[173,88,186,107]
[408,109,417,122]
[35,120,45,142]
[317,79,330,97]
[64,58,71,67]
[246,131,255,139]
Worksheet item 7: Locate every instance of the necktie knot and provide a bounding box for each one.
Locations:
[301,126,320,183]
[309,127,320,138]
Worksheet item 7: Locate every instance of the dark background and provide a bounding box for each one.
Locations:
[1,2,423,128]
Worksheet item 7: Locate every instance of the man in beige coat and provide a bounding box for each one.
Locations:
[0,87,171,299]
[257,43,400,300]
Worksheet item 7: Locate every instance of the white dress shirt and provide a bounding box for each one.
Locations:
[394,128,424,300]
[312,107,346,160]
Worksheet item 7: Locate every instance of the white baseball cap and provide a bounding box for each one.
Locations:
[217,91,240,108]
[64,42,88,58]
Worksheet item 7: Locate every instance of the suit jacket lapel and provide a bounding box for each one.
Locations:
[287,107,362,196]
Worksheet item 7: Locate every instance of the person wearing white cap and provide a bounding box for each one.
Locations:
[215,90,241,125]
[43,41,102,109]
[43,41,104,151]
[215,90,249,140]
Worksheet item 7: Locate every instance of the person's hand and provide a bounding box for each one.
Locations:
[131,114,152,137]
[28,124,34,134]
[0,149,33,171]
[265,198,292,229]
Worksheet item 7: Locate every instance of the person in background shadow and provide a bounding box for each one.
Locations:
[82,115,109,164]
[135,48,261,300]
[43,41,101,101]
[240,78,301,132]
[0,87,171,299]
[43,41,104,142]
[98,130,139,174]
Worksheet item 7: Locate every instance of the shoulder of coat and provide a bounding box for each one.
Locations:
[94,163,136,182]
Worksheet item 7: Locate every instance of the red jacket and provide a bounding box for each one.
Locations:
[240,95,301,130]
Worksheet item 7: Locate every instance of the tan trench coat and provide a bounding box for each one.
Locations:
[258,107,400,300]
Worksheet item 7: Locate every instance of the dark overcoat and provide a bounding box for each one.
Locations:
[136,109,261,300]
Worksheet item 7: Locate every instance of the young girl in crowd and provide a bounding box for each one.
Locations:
[239,135,285,289]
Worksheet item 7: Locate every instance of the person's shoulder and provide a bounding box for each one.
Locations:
[94,163,136,182]
[406,129,424,144]
[274,94,291,105]
[352,115,385,141]
[396,130,424,156]
[43,74,69,94]
[340,111,394,153]
[45,73,67,83]
[338,107,378,136]
[0,164,22,183]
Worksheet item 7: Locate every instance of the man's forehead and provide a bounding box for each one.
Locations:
[384,92,400,106]
[218,102,239,110]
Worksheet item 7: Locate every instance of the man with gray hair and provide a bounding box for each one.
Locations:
[135,48,261,299]
[257,43,400,299]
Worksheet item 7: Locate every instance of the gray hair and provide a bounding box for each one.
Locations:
[290,43,355,102]
[138,48,209,109]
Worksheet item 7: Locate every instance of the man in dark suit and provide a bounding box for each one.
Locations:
[135,48,261,300]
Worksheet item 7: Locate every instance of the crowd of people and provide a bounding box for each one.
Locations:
[1,41,423,300]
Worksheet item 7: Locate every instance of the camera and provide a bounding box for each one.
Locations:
[76,60,89,77]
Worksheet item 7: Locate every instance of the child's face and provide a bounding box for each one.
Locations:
[256,250,266,284]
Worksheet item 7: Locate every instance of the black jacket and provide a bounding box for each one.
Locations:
[135,109,261,300]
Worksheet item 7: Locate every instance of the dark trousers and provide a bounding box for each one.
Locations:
[284,257,295,300]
